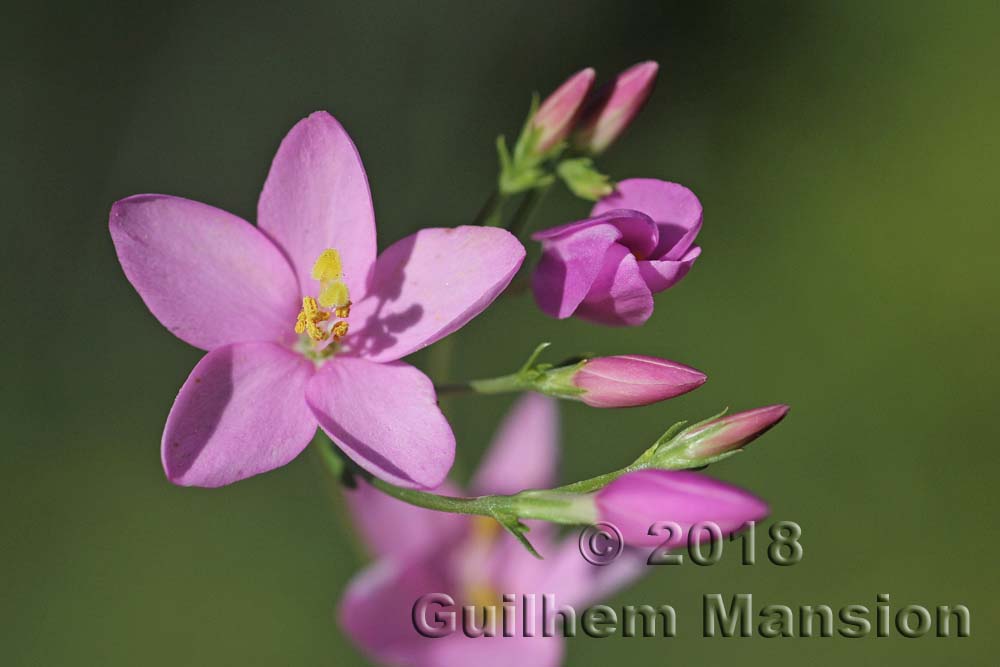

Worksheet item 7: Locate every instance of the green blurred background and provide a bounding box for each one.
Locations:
[4,0,998,664]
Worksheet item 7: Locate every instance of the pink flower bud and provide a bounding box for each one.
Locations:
[573,61,659,154]
[532,68,596,154]
[572,355,706,408]
[682,405,790,458]
[595,470,769,548]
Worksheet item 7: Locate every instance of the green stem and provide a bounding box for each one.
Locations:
[506,185,549,238]
[311,436,595,525]
[475,188,506,227]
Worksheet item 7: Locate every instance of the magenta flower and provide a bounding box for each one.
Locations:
[571,355,706,407]
[681,405,790,458]
[110,111,525,489]
[532,178,702,326]
[595,470,768,549]
[573,61,659,154]
[532,67,596,154]
[340,395,644,666]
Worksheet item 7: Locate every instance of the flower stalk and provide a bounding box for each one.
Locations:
[314,400,786,556]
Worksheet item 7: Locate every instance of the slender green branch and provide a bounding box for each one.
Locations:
[475,188,506,227]
[312,436,594,523]
[507,184,550,238]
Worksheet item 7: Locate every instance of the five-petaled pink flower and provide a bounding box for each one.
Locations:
[339,395,645,667]
[110,111,525,489]
[532,178,702,326]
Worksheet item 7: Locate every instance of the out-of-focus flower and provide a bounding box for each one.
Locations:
[595,470,769,549]
[340,395,645,667]
[110,111,524,489]
[573,61,659,154]
[532,178,702,326]
[553,354,706,407]
[680,405,791,459]
[532,68,596,154]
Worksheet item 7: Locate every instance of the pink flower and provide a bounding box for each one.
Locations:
[571,355,706,408]
[110,111,525,489]
[595,470,769,549]
[532,68,596,154]
[340,395,645,666]
[573,61,659,154]
[531,178,702,326]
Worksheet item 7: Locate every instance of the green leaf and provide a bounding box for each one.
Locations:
[495,513,543,559]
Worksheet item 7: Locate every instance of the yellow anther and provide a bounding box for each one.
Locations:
[466,583,499,610]
[302,296,320,317]
[318,279,350,309]
[471,516,501,543]
[295,249,354,344]
[331,320,349,341]
[295,296,335,341]
[311,249,343,282]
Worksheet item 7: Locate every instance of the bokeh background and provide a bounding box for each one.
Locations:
[4,1,999,664]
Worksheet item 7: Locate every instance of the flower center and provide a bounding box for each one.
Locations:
[294,248,352,343]
[461,517,502,608]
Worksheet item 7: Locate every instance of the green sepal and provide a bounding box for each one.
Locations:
[556,157,614,201]
[495,513,542,559]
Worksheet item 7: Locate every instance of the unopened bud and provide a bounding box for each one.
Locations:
[532,68,596,154]
[680,405,790,459]
[573,61,659,155]
[594,470,768,548]
[569,355,706,408]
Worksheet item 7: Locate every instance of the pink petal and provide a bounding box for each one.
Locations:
[162,342,317,487]
[637,245,701,293]
[424,634,564,667]
[109,195,300,351]
[346,227,525,363]
[593,179,703,260]
[340,555,564,667]
[538,537,647,609]
[257,111,377,298]
[531,211,657,319]
[339,556,453,665]
[343,479,467,561]
[574,244,654,326]
[306,357,455,488]
[471,395,559,496]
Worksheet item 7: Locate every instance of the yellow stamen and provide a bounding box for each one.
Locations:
[295,249,353,344]
[311,249,343,282]
[296,296,333,341]
[318,280,350,309]
[331,320,349,341]
[466,583,499,610]
[471,516,501,543]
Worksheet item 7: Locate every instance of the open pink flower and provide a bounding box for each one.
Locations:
[340,395,645,667]
[532,178,701,326]
[110,111,525,489]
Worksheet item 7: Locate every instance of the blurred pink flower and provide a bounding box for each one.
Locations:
[110,111,524,489]
[573,61,659,154]
[532,178,701,326]
[340,395,645,667]
[595,470,769,549]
